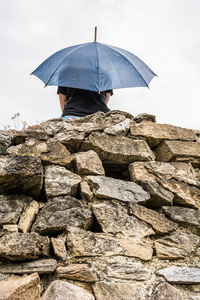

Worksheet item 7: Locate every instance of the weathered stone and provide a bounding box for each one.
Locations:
[163,206,200,226]
[134,113,156,123]
[13,129,48,145]
[56,264,98,282]
[155,228,200,259]
[81,132,155,165]
[104,118,131,135]
[92,281,137,300]
[86,175,150,204]
[51,237,67,260]
[129,203,178,234]
[0,155,43,197]
[67,227,153,261]
[154,140,200,167]
[73,150,105,175]
[18,200,40,233]
[0,130,12,154]
[32,196,92,235]
[156,266,200,284]
[0,273,40,300]
[0,232,50,261]
[2,224,18,232]
[53,131,85,152]
[161,180,200,210]
[80,181,93,201]
[194,129,200,142]
[150,282,190,299]
[44,165,81,197]
[41,280,95,300]
[0,194,33,226]
[107,262,151,281]
[130,122,196,148]
[92,201,155,238]
[0,258,57,274]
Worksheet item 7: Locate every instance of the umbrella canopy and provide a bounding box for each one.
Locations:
[31,41,156,92]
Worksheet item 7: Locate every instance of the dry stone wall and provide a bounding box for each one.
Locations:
[0,110,199,300]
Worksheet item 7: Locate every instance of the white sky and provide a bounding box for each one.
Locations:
[0,0,200,130]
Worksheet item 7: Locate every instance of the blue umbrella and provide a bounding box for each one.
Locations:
[31,32,156,92]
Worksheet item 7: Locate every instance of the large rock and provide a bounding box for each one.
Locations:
[150,282,190,299]
[56,264,98,282]
[92,281,138,300]
[155,228,200,259]
[156,266,200,284]
[41,280,95,300]
[53,130,85,152]
[18,200,40,233]
[0,194,33,226]
[0,273,40,300]
[92,201,155,238]
[130,121,196,148]
[154,140,200,167]
[0,155,43,197]
[32,196,92,234]
[0,130,12,154]
[81,132,155,165]
[163,206,200,226]
[44,165,81,197]
[13,129,48,145]
[0,258,57,274]
[73,150,105,175]
[0,232,50,261]
[86,175,150,204]
[67,227,153,261]
[104,118,131,135]
[6,139,72,167]
[128,203,178,234]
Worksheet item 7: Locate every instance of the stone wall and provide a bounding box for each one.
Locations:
[0,110,199,300]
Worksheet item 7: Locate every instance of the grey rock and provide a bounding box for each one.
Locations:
[13,129,48,145]
[86,175,150,204]
[73,150,105,175]
[41,280,95,300]
[150,281,190,299]
[0,130,12,154]
[53,130,85,152]
[104,118,131,135]
[0,232,50,261]
[0,258,57,274]
[156,266,200,284]
[32,196,92,234]
[163,206,200,227]
[0,155,43,198]
[44,165,81,197]
[134,113,156,123]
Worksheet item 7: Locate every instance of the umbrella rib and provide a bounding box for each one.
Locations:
[95,42,100,92]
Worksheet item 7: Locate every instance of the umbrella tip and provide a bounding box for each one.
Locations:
[94,26,97,42]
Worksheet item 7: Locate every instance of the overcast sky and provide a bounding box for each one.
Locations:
[0,0,200,130]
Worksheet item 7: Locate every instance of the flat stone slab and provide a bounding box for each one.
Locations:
[73,150,105,175]
[156,266,200,284]
[86,175,150,204]
[150,282,190,299]
[163,206,200,227]
[56,264,98,282]
[130,122,196,148]
[0,258,57,274]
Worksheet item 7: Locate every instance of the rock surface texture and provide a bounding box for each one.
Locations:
[0,110,199,299]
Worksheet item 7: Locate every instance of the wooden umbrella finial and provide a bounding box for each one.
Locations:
[94,26,97,41]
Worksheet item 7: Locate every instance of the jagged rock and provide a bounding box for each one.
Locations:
[67,227,153,261]
[0,194,33,226]
[51,237,67,260]
[130,122,196,148]
[6,139,72,167]
[41,280,95,300]
[0,155,43,197]
[155,228,200,259]
[0,258,57,274]
[86,175,150,204]
[104,118,131,135]
[80,181,93,201]
[18,200,40,233]
[156,266,200,284]
[107,262,151,281]
[73,150,105,175]
[0,232,50,261]
[92,281,138,300]
[2,224,18,232]
[0,130,12,154]
[134,113,156,123]
[150,282,190,299]
[92,201,155,238]
[13,129,48,145]
[154,140,200,167]
[52,131,85,152]
[44,165,81,197]
[128,203,178,234]
[81,132,155,165]
[32,196,92,235]
[194,129,200,142]
[56,264,98,282]
[163,206,200,226]
[0,273,40,300]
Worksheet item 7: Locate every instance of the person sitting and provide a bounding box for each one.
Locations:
[57,86,113,120]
